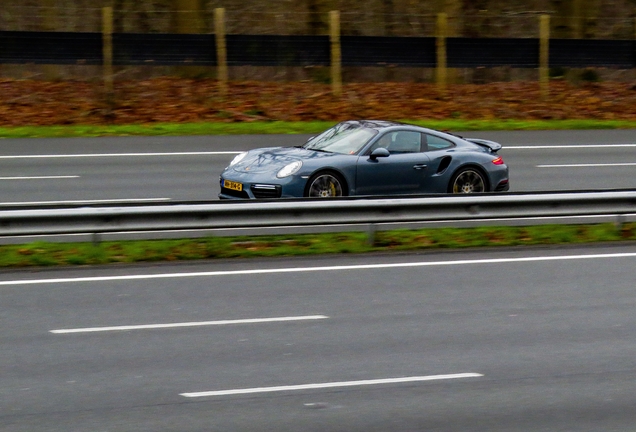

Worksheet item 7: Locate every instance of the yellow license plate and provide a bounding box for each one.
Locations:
[223,180,243,191]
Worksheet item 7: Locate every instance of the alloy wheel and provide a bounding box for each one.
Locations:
[452,169,486,193]
[308,174,344,197]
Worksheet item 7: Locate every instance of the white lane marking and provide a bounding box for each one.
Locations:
[2,252,636,287]
[0,175,79,180]
[506,144,636,149]
[538,163,636,168]
[0,198,170,206]
[50,315,328,334]
[180,373,484,397]
[0,152,241,159]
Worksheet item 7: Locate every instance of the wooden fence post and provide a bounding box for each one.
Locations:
[42,0,59,79]
[572,0,582,39]
[215,8,228,97]
[436,12,448,95]
[102,6,114,119]
[539,14,550,99]
[329,10,342,96]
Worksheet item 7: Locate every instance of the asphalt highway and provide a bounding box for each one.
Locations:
[2,245,636,431]
[1,129,635,204]
[2,130,636,431]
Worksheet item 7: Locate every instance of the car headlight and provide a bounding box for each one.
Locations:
[229,152,247,167]
[277,161,302,178]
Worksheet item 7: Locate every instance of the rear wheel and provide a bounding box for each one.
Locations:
[306,172,346,197]
[449,168,487,193]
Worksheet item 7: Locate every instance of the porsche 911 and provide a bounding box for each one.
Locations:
[219,120,509,199]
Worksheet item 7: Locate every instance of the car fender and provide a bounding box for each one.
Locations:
[447,162,492,191]
[304,165,355,195]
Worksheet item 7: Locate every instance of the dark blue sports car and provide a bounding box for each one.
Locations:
[219,120,509,199]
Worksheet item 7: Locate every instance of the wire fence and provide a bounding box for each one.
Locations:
[1,6,635,86]
[1,6,636,39]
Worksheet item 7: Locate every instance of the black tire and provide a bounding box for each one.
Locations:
[449,167,487,193]
[305,171,347,197]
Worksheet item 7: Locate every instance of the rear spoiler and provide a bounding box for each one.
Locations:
[465,138,502,153]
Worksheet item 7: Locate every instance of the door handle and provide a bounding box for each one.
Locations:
[413,164,427,170]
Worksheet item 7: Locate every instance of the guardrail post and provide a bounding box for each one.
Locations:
[539,14,550,99]
[102,7,114,120]
[215,8,228,98]
[329,10,342,96]
[367,223,377,246]
[436,13,448,96]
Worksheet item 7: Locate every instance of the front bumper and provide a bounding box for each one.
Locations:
[219,173,307,199]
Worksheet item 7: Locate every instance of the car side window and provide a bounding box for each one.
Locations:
[369,132,393,153]
[425,133,455,151]
[370,131,422,154]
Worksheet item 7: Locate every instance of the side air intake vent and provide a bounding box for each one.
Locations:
[436,156,452,174]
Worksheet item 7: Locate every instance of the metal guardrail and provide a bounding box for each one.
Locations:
[1,191,636,242]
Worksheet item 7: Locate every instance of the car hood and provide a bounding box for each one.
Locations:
[229,147,337,174]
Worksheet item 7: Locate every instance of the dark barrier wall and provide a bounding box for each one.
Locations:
[341,36,436,67]
[549,39,635,67]
[0,31,634,68]
[447,38,540,68]
[227,35,329,66]
[115,33,217,65]
[0,31,102,64]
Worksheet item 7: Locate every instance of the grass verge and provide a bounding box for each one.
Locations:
[2,223,635,268]
[2,119,636,139]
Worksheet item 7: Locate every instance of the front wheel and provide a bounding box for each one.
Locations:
[449,168,487,193]
[306,172,346,197]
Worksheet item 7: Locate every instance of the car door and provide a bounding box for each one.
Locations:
[419,133,457,193]
[355,130,430,195]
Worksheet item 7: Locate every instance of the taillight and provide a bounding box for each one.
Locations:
[492,156,504,165]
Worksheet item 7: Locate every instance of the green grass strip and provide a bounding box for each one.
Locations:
[2,119,636,139]
[2,223,634,268]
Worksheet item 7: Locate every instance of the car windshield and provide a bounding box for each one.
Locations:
[303,124,378,155]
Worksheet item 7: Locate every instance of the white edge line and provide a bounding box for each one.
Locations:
[0,198,170,206]
[0,152,241,159]
[180,373,484,397]
[3,252,636,287]
[50,315,328,334]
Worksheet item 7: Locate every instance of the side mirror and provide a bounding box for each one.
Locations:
[369,147,390,160]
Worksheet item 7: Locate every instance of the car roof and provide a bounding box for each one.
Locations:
[344,119,447,134]
[343,119,463,141]
[343,120,405,130]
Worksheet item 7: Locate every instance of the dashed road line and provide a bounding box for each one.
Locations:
[0,152,241,159]
[180,373,484,397]
[0,175,79,180]
[50,315,329,334]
